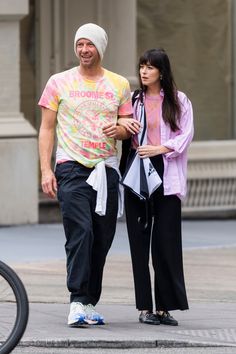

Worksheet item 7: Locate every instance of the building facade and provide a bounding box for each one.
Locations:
[1,0,236,224]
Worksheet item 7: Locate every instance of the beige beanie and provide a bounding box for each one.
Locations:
[74,23,108,60]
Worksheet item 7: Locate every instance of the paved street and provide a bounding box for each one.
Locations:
[1,220,236,262]
[0,220,236,353]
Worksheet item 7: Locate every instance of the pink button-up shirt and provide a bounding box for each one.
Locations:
[134,90,194,200]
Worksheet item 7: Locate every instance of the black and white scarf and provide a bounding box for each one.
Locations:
[121,97,162,200]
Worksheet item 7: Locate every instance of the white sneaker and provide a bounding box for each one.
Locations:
[84,304,105,325]
[67,302,87,327]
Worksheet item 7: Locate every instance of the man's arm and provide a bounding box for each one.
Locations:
[102,114,133,140]
[38,107,57,198]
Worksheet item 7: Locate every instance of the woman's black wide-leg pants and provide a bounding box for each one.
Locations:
[124,155,189,312]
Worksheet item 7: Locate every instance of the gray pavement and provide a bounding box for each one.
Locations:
[1,220,236,262]
[0,220,236,351]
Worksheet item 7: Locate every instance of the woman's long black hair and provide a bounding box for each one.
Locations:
[138,48,181,132]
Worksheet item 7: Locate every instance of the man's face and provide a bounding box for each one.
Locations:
[76,38,100,68]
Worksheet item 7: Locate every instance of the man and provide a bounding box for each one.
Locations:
[38,23,132,327]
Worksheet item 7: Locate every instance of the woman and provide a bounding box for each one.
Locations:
[118,48,194,326]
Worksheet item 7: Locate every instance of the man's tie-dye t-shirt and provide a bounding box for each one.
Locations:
[38,67,132,168]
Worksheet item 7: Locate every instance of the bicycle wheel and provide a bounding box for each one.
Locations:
[0,261,29,354]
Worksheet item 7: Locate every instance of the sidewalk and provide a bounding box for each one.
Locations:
[3,221,236,349]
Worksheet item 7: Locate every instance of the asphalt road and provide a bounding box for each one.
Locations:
[1,219,235,354]
[0,220,236,263]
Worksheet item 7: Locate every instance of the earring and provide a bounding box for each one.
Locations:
[160,74,163,80]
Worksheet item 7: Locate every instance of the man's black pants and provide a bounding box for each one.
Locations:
[55,161,119,305]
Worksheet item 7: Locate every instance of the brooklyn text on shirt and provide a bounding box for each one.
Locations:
[69,90,114,100]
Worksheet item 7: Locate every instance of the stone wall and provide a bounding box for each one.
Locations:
[0,0,38,225]
[183,140,236,218]
[137,0,233,141]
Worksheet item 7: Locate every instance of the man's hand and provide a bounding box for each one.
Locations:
[41,169,57,199]
[102,122,117,138]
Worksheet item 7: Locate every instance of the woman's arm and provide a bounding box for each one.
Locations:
[137,144,173,158]
[162,96,194,159]
[137,95,193,159]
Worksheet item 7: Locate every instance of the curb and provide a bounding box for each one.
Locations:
[19,339,236,349]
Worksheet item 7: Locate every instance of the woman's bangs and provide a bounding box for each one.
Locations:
[139,52,158,68]
[139,52,152,66]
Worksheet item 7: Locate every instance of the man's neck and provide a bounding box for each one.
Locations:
[78,65,104,81]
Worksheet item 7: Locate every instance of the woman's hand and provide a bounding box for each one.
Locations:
[117,118,141,135]
[137,145,159,158]
[137,145,172,158]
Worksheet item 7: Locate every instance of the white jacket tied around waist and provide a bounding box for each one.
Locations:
[86,155,123,217]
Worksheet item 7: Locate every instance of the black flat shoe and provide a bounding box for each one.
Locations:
[139,312,160,325]
[156,311,178,326]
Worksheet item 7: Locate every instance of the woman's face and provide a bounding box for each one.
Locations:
[139,62,161,88]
